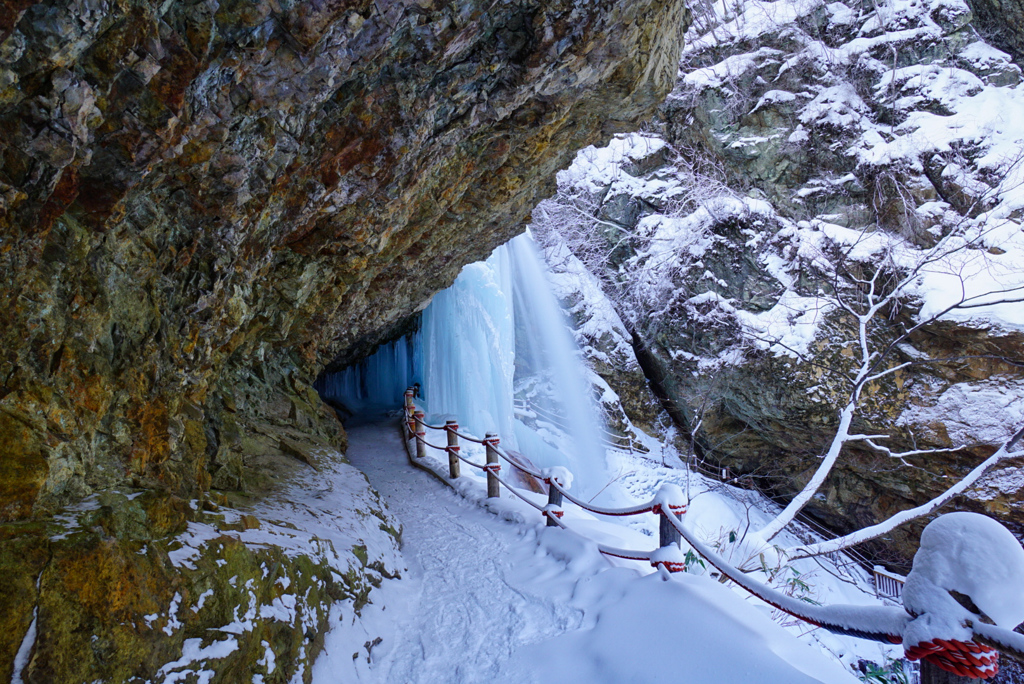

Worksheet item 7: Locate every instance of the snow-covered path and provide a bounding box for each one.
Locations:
[341,422,583,683]
[313,421,864,684]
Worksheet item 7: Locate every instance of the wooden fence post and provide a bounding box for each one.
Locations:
[414,411,427,459]
[445,420,460,479]
[404,390,415,438]
[546,480,563,527]
[651,484,688,572]
[485,433,500,498]
[660,509,682,549]
[920,660,972,684]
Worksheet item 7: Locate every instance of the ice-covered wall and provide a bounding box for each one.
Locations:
[420,244,518,442]
[316,337,421,416]
[319,234,611,495]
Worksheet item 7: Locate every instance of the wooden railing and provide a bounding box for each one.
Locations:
[873,565,907,603]
[404,389,690,570]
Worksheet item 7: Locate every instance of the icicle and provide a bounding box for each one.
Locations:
[506,233,609,495]
[316,335,420,415]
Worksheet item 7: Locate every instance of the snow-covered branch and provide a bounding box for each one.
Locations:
[861,438,968,460]
[759,403,856,541]
[789,426,1024,559]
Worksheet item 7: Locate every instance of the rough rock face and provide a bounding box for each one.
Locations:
[554,149,1024,565]
[0,0,689,520]
[654,0,1024,562]
[964,0,1024,63]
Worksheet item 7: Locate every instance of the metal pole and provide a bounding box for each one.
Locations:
[485,433,500,499]
[445,420,460,479]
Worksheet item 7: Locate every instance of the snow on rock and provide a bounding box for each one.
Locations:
[528,0,1024,582]
[556,133,669,196]
[898,376,1024,446]
[903,512,1024,647]
[158,637,240,684]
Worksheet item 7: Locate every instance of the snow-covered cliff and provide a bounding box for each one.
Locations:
[534,0,1024,565]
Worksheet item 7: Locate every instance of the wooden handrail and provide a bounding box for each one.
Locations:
[401,388,686,572]
[873,565,906,602]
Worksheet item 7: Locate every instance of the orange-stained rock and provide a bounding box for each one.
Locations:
[0,0,690,521]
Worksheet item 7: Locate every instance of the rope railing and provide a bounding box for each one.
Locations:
[412,415,450,431]
[413,434,451,452]
[411,412,489,444]
[492,444,544,479]
[402,389,686,570]
[488,468,547,513]
[399,388,1016,680]
[548,479,667,518]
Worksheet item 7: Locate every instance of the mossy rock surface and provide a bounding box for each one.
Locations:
[1,455,402,684]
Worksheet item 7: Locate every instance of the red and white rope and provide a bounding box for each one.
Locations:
[905,639,999,679]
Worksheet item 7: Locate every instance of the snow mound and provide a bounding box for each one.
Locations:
[518,572,859,684]
[903,512,1024,646]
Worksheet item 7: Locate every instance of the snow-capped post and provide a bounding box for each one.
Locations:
[657,483,687,547]
[651,484,687,572]
[542,467,571,527]
[414,411,427,459]
[484,433,500,498]
[900,512,1024,682]
[445,420,460,479]
[545,485,563,526]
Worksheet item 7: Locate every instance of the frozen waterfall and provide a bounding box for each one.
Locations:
[316,233,610,496]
